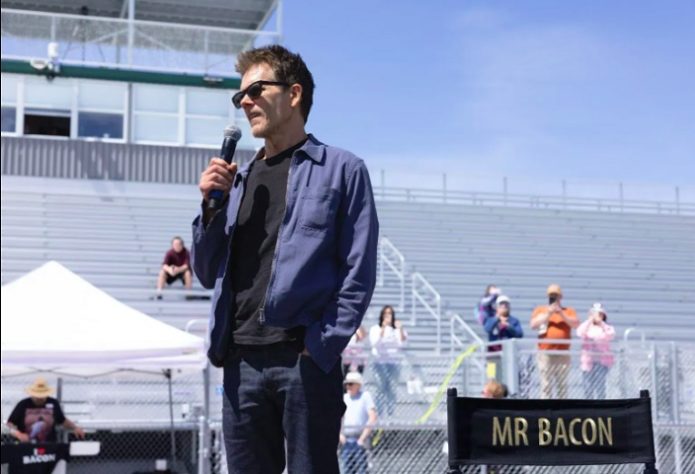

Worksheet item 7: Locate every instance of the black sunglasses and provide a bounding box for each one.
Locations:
[232,80,290,109]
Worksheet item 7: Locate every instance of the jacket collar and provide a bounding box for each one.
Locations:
[248,133,324,165]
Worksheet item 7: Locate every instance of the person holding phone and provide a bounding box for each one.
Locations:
[530,284,579,399]
[577,303,615,399]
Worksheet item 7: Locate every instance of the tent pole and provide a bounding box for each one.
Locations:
[166,369,176,469]
[199,363,211,474]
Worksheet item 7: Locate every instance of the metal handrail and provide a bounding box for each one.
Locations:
[185,318,208,334]
[449,312,486,391]
[2,8,281,37]
[624,327,647,344]
[449,312,484,353]
[379,237,406,312]
[375,187,694,216]
[411,272,441,353]
[1,8,280,75]
[3,180,692,215]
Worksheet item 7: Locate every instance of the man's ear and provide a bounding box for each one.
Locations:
[290,83,303,109]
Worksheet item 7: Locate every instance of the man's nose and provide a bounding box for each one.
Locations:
[240,93,255,109]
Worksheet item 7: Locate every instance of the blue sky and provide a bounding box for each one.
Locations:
[274,0,694,198]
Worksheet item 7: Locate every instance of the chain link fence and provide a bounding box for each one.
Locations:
[2,341,694,473]
[1,369,206,473]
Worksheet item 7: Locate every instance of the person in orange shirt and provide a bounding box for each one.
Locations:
[530,284,579,399]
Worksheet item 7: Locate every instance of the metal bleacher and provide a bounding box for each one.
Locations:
[3,175,694,426]
[3,175,694,346]
[377,199,695,344]
[0,176,404,337]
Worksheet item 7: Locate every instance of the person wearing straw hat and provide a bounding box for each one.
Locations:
[339,372,377,474]
[6,378,85,443]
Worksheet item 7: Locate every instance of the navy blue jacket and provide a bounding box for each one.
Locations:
[191,134,379,373]
[484,314,524,348]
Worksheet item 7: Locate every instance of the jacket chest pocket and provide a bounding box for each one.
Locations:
[298,187,340,235]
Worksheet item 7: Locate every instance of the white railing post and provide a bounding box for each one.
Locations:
[411,272,442,353]
[379,237,406,313]
[435,292,441,354]
[378,241,384,287]
[127,0,135,66]
[411,276,416,326]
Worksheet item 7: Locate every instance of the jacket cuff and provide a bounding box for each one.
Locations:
[194,200,227,234]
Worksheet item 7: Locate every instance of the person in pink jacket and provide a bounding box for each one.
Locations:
[577,303,615,399]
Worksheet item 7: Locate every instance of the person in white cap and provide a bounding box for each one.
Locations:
[484,295,523,352]
[577,303,615,399]
[484,295,523,382]
[339,371,377,474]
[6,377,85,443]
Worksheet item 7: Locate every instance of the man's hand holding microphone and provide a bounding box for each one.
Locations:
[200,125,242,224]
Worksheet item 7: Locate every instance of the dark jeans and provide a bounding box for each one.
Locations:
[372,362,399,417]
[340,439,368,474]
[582,364,609,399]
[222,343,346,474]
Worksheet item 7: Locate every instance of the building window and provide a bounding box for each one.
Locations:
[132,84,180,144]
[133,114,178,143]
[1,107,16,133]
[1,74,19,134]
[184,88,232,147]
[78,112,123,139]
[23,77,73,137]
[77,81,125,140]
[24,108,71,136]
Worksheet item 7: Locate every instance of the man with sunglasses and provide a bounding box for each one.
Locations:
[191,45,379,474]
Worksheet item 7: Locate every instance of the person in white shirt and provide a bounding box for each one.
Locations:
[369,305,407,417]
[343,325,368,375]
[340,372,377,474]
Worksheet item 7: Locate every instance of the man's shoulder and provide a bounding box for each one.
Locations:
[43,397,61,408]
[15,397,32,408]
[309,136,365,170]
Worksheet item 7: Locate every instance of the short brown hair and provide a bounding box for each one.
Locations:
[236,45,315,123]
[484,379,508,399]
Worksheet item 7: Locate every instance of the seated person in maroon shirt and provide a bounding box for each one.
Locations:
[157,236,192,294]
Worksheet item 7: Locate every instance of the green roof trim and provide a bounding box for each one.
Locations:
[1,59,241,89]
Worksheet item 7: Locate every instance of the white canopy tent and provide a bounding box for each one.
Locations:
[1,262,209,468]
[1,261,206,376]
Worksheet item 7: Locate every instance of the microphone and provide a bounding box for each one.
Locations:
[208,125,242,210]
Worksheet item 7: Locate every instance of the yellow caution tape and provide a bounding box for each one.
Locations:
[415,344,479,425]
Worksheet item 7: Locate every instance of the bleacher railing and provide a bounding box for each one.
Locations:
[1,9,280,75]
[375,186,695,215]
[377,236,406,312]
[449,311,484,355]
[411,272,442,353]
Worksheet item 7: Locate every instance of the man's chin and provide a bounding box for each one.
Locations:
[249,123,268,139]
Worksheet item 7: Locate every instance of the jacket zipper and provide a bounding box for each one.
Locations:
[259,154,296,325]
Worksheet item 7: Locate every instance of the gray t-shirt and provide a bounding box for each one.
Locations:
[342,390,376,437]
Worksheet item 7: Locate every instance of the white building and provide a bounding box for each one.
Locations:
[1,0,283,181]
